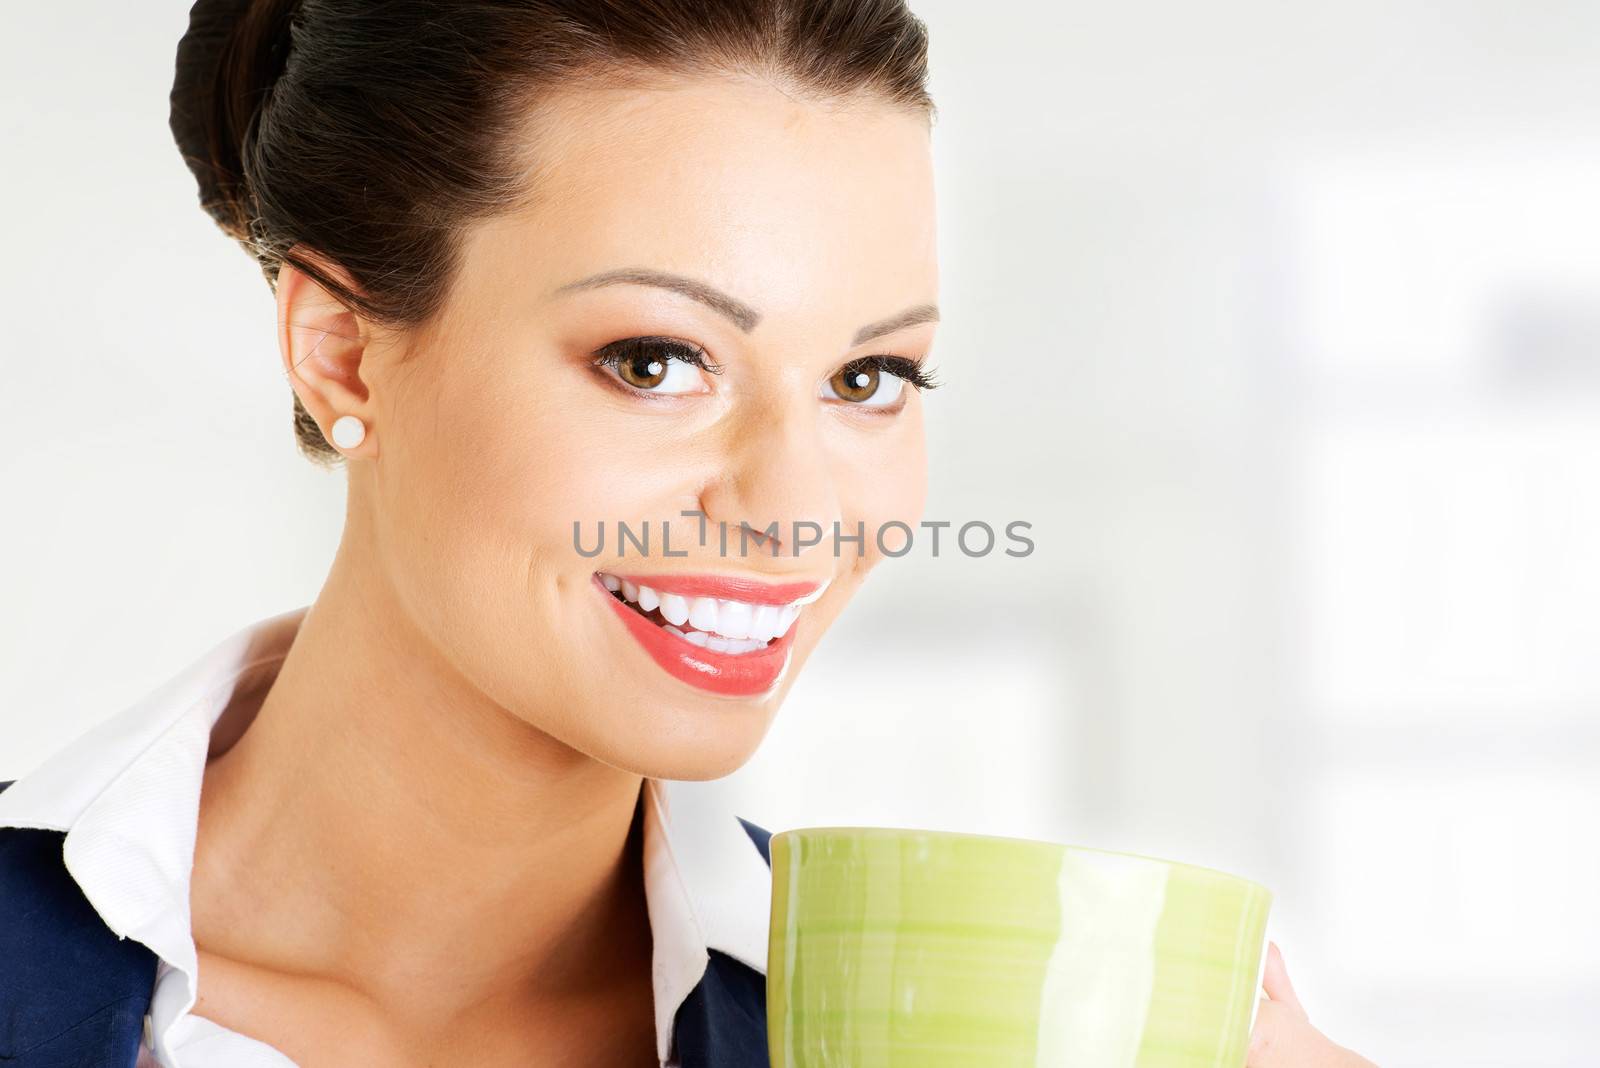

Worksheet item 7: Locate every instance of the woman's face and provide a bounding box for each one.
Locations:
[350,75,937,779]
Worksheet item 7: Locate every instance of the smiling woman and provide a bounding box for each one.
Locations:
[0,2,1378,1068]
[0,2,939,1066]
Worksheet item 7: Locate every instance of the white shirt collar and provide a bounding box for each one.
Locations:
[0,604,771,1067]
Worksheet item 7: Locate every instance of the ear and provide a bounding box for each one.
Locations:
[277,252,377,458]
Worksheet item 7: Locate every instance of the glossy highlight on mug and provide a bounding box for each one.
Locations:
[766,827,1274,1067]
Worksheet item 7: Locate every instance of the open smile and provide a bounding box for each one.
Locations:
[594,571,829,697]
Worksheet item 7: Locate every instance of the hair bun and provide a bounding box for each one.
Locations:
[168,0,297,242]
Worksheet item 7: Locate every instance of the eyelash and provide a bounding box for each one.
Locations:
[838,354,941,393]
[591,336,723,379]
[589,336,941,394]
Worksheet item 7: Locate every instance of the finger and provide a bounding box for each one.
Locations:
[1247,998,1297,1066]
[1247,999,1326,1067]
[1250,999,1377,1068]
[1249,997,1270,1058]
[1260,941,1307,1020]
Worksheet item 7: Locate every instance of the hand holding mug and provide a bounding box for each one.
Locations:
[1246,942,1377,1068]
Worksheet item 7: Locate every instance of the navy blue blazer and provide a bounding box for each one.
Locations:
[0,779,773,1068]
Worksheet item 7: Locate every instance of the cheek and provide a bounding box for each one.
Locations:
[391,341,697,584]
[831,414,929,566]
[372,338,711,722]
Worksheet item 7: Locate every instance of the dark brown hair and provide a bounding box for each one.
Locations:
[169,0,936,464]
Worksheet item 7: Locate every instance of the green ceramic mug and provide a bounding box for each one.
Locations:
[767,828,1272,1068]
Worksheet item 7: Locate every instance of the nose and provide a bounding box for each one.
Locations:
[697,405,842,565]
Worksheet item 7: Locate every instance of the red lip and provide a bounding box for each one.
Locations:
[594,573,797,697]
[600,572,824,606]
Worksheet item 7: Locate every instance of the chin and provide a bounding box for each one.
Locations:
[577,642,823,783]
[574,690,785,782]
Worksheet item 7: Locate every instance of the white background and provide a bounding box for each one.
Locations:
[3,3,1598,1064]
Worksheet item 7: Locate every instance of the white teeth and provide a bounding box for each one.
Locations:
[660,593,690,627]
[751,604,780,642]
[688,596,720,632]
[599,573,827,647]
[775,604,801,638]
[717,600,754,640]
[661,624,766,655]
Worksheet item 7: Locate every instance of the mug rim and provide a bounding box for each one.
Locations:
[770,825,1272,898]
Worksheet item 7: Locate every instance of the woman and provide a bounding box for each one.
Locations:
[0,1,1375,1065]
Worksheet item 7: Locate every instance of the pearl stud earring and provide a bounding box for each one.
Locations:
[329,414,366,450]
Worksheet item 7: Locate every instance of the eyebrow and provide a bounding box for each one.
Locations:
[553,267,938,346]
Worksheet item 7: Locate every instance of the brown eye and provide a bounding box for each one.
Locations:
[592,337,718,396]
[830,363,880,402]
[825,359,908,408]
[617,352,668,389]
[821,355,937,409]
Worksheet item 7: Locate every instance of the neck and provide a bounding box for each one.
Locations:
[191,542,652,1022]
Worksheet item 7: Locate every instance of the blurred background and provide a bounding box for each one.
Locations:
[3,2,1597,1064]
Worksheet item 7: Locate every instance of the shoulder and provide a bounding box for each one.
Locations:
[0,779,158,1062]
